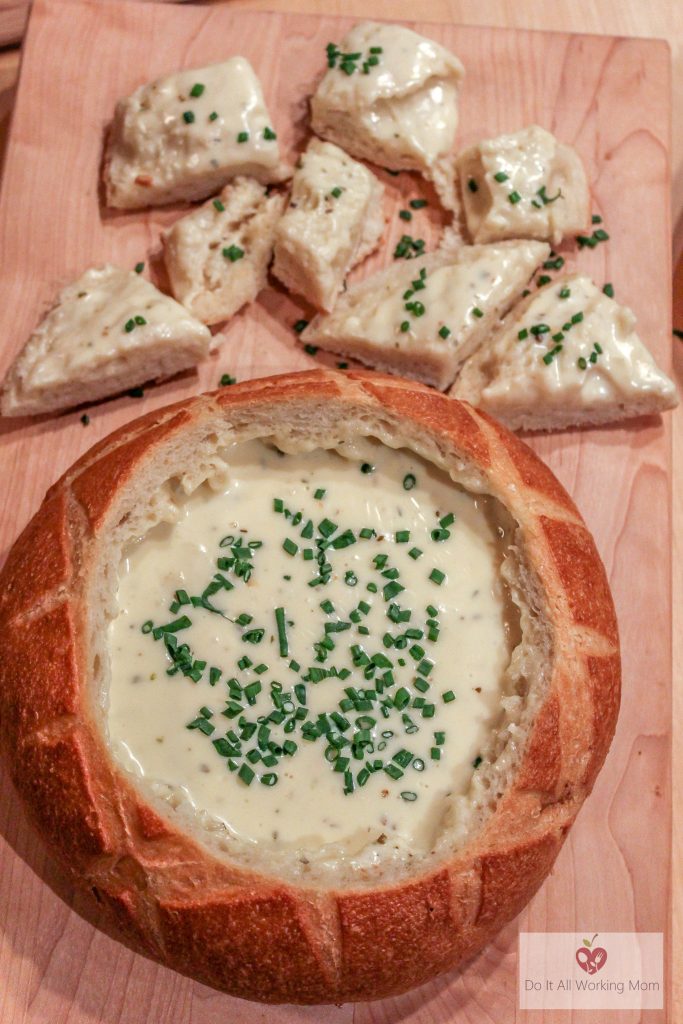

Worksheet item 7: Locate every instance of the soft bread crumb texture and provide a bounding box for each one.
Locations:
[311,22,464,208]
[163,177,285,326]
[456,125,590,245]
[0,266,211,418]
[452,273,678,431]
[0,371,620,1003]
[105,58,291,210]
[272,138,386,311]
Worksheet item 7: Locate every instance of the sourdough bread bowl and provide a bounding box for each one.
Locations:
[0,369,619,1004]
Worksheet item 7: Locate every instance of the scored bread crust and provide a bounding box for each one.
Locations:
[0,369,620,1004]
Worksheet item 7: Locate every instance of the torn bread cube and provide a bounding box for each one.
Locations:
[451,274,678,431]
[163,178,285,325]
[301,240,549,390]
[272,139,385,312]
[1,266,211,417]
[456,125,590,245]
[311,22,464,208]
[105,59,290,209]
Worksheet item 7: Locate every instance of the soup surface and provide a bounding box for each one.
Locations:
[108,438,516,856]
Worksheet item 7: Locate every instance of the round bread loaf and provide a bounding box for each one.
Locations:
[0,369,620,1003]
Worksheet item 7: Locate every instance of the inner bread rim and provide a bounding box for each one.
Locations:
[0,370,620,1005]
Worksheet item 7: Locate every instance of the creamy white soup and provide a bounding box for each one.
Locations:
[108,438,517,857]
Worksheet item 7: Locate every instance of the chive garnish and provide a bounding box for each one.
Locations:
[213,199,226,212]
[403,473,416,490]
[182,111,195,124]
[223,244,244,262]
[263,126,277,141]
[190,83,205,97]
[294,319,309,333]
[237,131,249,143]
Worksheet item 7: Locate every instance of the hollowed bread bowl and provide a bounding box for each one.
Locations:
[0,369,620,1003]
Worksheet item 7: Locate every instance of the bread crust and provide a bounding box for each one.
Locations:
[0,369,620,1003]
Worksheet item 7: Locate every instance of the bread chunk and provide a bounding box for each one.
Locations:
[105,59,290,209]
[163,178,285,325]
[302,240,549,389]
[1,266,211,416]
[272,139,385,312]
[451,274,678,430]
[310,22,464,208]
[456,126,590,245]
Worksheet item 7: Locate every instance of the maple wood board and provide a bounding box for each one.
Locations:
[0,1,673,1022]
[0,0,188,46]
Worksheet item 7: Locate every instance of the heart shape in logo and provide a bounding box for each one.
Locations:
[575,946,608,974]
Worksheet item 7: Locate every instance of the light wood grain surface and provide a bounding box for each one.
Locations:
[0,1,677,1023]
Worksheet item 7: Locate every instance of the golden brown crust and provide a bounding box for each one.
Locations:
[0,369,620,1003]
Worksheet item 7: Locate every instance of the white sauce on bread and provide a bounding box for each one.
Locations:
[106,58,288,207]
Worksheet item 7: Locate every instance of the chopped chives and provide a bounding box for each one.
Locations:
[429,569,445,585]
[182,110,195,124]
[213,199,226,212]
[275,607,288,656]
[223,244,245,262]
[237,131,249,143]
[493,171,509,182]
[508,191,522,204]
[190,83,205,97]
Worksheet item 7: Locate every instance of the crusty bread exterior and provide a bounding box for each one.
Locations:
[0,370,620,1003]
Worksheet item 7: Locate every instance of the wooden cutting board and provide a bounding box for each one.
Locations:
[0,1,672,1021]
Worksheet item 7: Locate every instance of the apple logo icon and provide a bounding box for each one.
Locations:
[575,934,608,974]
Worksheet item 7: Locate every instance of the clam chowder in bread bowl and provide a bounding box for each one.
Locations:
[0,370,620,1003]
